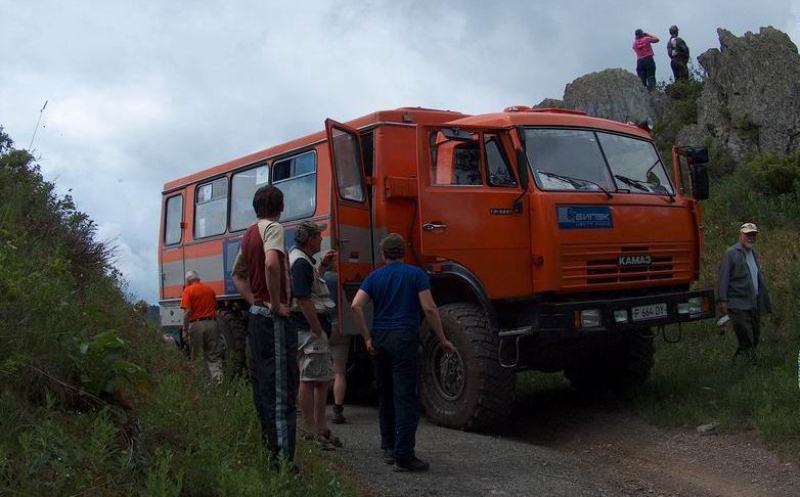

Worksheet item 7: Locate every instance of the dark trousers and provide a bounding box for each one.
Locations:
[729,308,761,358]
[372,329,420,460]
[247,312,299,462]
[636,56,656,91]
[671,59,689,81]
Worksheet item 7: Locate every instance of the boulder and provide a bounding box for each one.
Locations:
[561,68,666,123]
[692,27,800,161]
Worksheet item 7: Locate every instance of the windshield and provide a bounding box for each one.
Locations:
[524,128,674,195]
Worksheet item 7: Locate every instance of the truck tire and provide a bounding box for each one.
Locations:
[419,303,514,431]
[564,329,654,392]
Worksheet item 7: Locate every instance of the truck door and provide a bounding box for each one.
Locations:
[416,125,532,299]
[325,119,373,333]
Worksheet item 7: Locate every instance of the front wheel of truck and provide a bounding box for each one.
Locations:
[419,302,514,431]
[564,328,655,392]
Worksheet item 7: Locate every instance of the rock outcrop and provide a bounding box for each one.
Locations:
[536,68,665,123]
[680,27,800,160]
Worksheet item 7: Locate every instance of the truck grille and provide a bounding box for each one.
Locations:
[560,243,692,289]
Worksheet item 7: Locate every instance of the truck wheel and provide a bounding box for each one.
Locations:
[419,303,514,431]
[564,329,654,392]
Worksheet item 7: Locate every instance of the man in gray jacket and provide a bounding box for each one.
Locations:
[717,223,772,361]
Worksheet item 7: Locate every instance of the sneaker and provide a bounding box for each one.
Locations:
[393,455,429,472]
[382,448,395,465]
[332,405,347,424]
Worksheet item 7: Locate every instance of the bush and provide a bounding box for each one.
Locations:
[0,127,360,496]
[741,151,800,196]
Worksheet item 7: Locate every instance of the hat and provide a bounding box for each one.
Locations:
[740,222,758,234]
[294,221,326,244]
[380,233,406,260]
[635,28,644,37]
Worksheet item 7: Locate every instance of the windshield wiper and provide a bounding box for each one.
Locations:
[644,159,676,203]
[537,170,613,199]
[614,174,651,192]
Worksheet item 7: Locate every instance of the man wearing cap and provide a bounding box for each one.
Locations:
[289,221,340,450]
[667,25,690,81]
[180,270,223,384]
[231,185,297,466]
[351,233,455,472]
[717,223,772,362]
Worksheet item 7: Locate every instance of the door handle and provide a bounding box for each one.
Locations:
[423,222,447,232]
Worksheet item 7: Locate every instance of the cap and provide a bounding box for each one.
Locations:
[380,233,406,260]
[635,28,644,37]
[294,221,326,244]
[740,222,758,234]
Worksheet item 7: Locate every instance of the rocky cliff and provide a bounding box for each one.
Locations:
[678,27,800,161]
[536,68,666,123]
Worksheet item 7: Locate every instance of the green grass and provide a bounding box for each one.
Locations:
[0,127,363,496]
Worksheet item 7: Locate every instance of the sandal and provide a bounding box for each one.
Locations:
[320,429,343,448]
[315,434,337,451]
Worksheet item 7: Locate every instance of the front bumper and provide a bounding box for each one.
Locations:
[534,288,715,332]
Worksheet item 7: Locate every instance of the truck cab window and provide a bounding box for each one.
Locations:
[194,177,228,238]
[525,129,615,192]
[485,134,517,187]
[432,132,482,186]
[230,164,269,231]
[272,151,316,221]
[164,194,183,245]
[597,132,674,195]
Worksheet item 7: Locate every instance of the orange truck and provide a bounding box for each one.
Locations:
[159,106,714,429]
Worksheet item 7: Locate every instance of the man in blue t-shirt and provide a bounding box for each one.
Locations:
[351,233,454,472]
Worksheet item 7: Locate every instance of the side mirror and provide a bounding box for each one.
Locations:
[690,163,710,200]
[686,146,709,164]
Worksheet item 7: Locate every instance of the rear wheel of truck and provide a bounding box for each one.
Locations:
[419,302,514,431]
[564,328,654,392]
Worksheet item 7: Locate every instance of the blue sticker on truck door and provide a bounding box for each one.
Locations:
[557,205,613,229]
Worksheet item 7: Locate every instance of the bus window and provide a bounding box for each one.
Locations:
[230,164,269,231]
[164,194,183,245]
[272,150,316,221]
[194,177,228,238]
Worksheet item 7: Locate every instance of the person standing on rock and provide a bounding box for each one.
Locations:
[180,270,224,384]
[717,223,772,363]
[351,233,455,473]
[667,25,690,81]
[633,28,660,91]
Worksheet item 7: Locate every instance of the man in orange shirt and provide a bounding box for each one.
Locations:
[181,270,223,384]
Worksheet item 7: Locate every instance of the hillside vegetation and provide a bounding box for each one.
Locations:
[0,128,359,496]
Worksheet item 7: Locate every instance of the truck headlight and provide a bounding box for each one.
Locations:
[613,309,629,323]
[677,303,690,315]
[580,309,602,328]
[688,297,704,314]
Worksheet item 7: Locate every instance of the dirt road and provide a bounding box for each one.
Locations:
[330,389,800,497]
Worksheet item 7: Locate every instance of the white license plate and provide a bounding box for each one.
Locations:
[632,303,668,321]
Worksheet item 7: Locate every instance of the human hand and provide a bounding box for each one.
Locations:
[181,328,190,345]
[365,338,375,355]
[440,339,456,354]
[270,302,291,317]
[321,250,337,267]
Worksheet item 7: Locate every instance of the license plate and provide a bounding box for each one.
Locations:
[632,303,668,321]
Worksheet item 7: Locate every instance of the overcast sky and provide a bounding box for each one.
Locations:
[1,1,798,303]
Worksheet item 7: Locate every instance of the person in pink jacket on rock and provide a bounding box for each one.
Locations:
[633,28,660,91]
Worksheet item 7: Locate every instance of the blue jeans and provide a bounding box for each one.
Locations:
[247,309,299,462]
[372,328,420,460]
